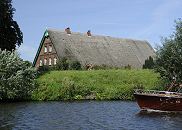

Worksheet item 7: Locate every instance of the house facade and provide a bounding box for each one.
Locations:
[34,32,58,68]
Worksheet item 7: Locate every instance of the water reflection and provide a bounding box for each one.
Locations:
[137,110,182,117]
[136,110,182,130]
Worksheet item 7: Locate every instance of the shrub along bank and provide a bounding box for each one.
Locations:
[0,50,37,101]
[32,69,162,101]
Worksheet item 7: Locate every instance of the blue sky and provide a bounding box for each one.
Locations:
[13,0,182,62]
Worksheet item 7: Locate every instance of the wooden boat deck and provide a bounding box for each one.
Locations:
[134,89,182,98]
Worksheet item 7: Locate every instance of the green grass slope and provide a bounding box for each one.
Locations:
[32,69,162,101]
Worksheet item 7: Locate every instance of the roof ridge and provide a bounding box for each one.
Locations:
[47,28,147,42]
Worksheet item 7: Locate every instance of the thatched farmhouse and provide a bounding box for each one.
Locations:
[33,28,155,68]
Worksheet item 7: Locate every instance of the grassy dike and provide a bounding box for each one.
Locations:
[32,69,162,101]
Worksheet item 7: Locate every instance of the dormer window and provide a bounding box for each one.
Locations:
[40,60,43,66]
[49,45,52,52]
[49,58,52,65]
[44,58,47,65]
[54,58,57,65]
[44,46,47,53]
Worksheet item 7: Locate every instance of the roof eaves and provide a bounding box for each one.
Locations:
[33,30,48,67]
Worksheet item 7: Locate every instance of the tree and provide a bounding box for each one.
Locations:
[0,50,37,101]
[155,19,182,83]
[0,0,23,51]
[143,56,154,69]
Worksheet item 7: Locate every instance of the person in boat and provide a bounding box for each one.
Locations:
[167,76,182,92]
[167,76,178,91]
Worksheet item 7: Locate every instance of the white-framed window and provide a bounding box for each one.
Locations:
[54,58,57,65]
[49,58,52,65]
[49,45,52,52]
[44,46,47,53]
[44,58,47,65]
[40,60,43,66]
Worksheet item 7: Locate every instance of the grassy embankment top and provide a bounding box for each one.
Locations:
[32,69,162,101]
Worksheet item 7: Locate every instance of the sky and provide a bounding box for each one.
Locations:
[13,0,182,62]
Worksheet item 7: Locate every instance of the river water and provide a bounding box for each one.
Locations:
[0,101,182,130]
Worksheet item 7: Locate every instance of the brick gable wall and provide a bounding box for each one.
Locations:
[35,36,58,68]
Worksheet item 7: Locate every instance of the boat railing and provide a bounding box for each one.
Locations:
[134,89,182,96]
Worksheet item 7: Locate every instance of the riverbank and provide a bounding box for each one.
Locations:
[32,69,162,101]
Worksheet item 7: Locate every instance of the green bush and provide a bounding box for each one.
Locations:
[32,77,78,101]
[92,64,112,70]
[0,50,37,101]
[56,57,69,70]
[37,65,50,75]
[33,69,162,101]
[124,64,131,69]
[55,57,82,70]
[70,61,82,70]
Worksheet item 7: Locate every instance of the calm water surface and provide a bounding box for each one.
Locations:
[0,101,182,130]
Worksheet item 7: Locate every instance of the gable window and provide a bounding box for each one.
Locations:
[49,58,52,65]
[49,45,52,52]
[40,60,43,66]
[54,58,57,65]
[44,58,47,65]
[44,46,47,53]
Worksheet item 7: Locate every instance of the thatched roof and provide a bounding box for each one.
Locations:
[34,29,155,68]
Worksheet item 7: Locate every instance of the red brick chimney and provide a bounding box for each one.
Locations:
[87,30,91,36]
[65,27,71,34]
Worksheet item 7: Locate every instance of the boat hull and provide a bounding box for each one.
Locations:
[134,93,182,111]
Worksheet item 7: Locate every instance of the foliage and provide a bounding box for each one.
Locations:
[91,64,112,70]
[37,65,50,75]
[0,50,37,101]
[0,0,23,51]
[85,64,123,70]
[32,69,162,101]
[55,57,82,70]
[69,60,82,70]
[60,77,76,100]
[84,64,132,70]
[56,57,69,70]
[124,64,131,69]
[143,56,154,69]
[155,19,182,83]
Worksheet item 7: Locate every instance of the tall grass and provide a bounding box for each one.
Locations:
[32,69,162,101]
